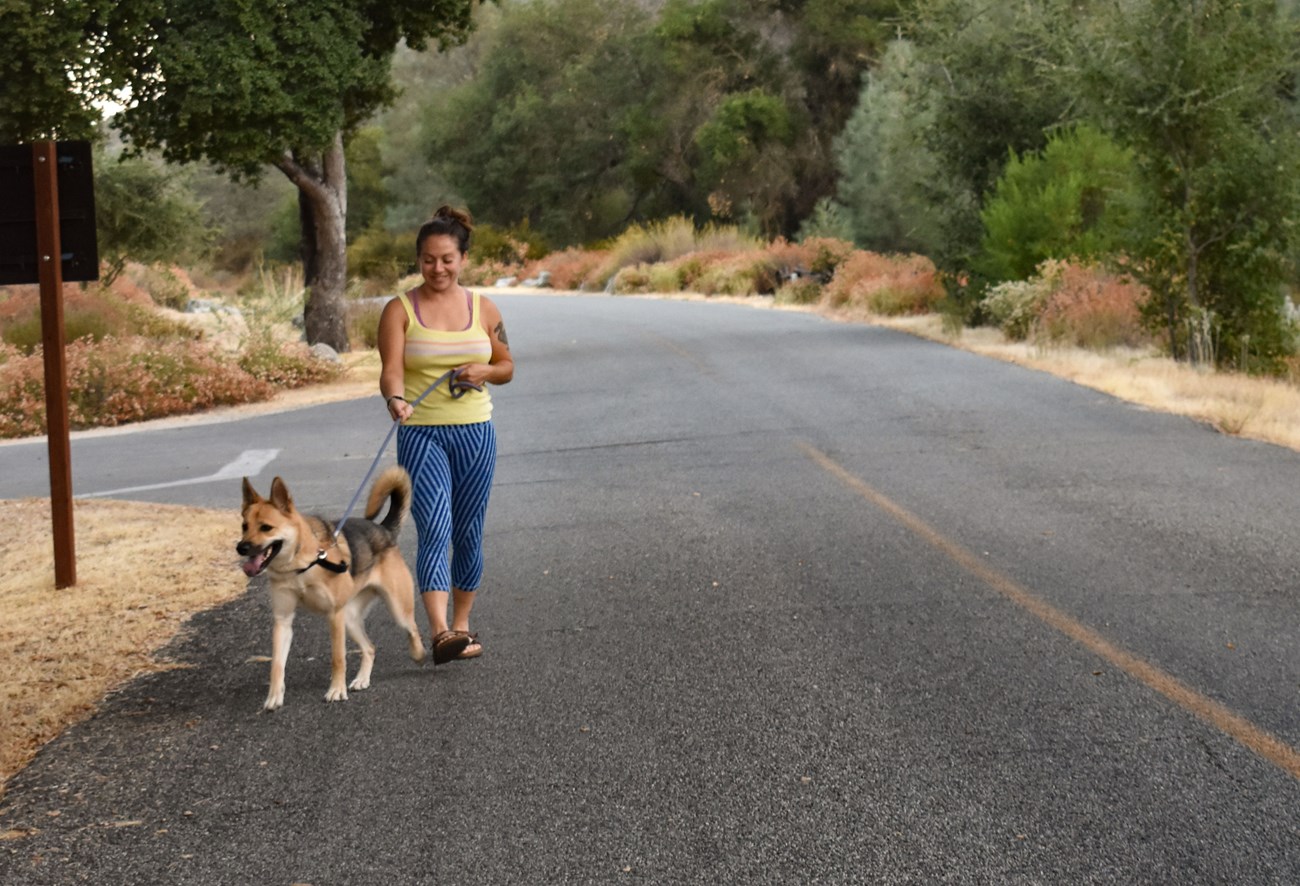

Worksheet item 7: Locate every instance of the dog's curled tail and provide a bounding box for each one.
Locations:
[365,466,412,536]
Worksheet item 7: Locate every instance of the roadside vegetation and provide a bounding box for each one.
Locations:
[8,1,1300,410]
[0,266,342,439]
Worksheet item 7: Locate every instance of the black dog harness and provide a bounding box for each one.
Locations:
[296,549,348,575]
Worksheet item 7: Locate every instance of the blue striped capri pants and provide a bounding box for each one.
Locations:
[395,421,497,593]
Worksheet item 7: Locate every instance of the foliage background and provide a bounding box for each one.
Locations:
[3,0,1300,374]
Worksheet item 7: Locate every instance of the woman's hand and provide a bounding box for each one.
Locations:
[453,362,493,388]
[386,395,414,423]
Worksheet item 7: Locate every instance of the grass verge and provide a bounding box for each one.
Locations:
[0,499,245,804]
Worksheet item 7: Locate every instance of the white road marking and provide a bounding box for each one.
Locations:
[79,449,280,499]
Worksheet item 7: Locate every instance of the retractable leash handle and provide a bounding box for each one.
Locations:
[313,369,484,571]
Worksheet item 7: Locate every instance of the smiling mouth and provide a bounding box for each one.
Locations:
[242,540,284,577]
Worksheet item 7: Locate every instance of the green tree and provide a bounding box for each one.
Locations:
[345,126,391,243]
[767,0,910,224]
[422,0,658,245]
[94,152,211,284]
[904,0,1075,287]
[1074,0,1300,366]
[417,0,905,243]
[187,165,298,273]
[977,124,1138,284]
[0,0,135,141]
[107,0,479,350]
[831,38,952,255]
[372,18,502,233]
[692,89,797,225]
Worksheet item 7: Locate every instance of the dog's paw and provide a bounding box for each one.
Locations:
[348,675,371,691]
[409,636,428,663]
[324,685,348,703]
[263,691,285,712]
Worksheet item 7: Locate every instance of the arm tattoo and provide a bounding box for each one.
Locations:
[494,321,509,346]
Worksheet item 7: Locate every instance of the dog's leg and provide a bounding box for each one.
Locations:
[382,567,428,663]
[324,610,350,702]
[265,608,295,711]
[346,591,377,692]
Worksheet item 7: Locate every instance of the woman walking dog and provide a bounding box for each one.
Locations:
[378,205,514,664]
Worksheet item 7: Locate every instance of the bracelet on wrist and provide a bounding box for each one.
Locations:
[385,395,406,406]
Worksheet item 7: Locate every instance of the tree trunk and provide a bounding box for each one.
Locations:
[275,132,350,352]
[1165,289,1180,361]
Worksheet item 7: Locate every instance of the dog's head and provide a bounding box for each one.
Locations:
[237,476,301,577]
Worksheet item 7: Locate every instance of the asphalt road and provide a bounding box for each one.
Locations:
[2,292,1300,884]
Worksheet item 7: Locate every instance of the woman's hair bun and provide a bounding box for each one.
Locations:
[432,204,474,233]
[417,204,475,255]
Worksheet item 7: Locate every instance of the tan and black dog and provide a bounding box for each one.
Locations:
[238,467,426,710]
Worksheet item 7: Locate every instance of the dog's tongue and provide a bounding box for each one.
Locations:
[241,552,267,577]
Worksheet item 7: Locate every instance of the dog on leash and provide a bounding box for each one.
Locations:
[237,466,427,710]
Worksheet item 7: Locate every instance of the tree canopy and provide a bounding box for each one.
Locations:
[418,0,905,245]
[102,0,480,349]
[0,0,124,141]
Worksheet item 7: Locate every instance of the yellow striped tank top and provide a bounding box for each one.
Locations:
[399,290,493,425]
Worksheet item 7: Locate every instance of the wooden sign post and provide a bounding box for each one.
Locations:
[33,141,76,588]
[1,140,98,588]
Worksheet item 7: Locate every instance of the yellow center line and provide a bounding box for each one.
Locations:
[798,441,1300,782]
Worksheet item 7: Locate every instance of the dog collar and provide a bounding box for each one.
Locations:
[296,549,348,575]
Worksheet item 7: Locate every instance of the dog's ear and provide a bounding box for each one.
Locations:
[269,477,294,513]
[241,477,263,510]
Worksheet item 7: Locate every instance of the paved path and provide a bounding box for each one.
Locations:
[2,293,1299,883]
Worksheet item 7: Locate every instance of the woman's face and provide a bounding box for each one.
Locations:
[418,233,466,292]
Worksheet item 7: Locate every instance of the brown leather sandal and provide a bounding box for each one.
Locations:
[456,633,482,660]
[432,630,471,665]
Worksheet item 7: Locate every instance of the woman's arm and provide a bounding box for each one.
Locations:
[458,295,514,387]
[378,297,413,421]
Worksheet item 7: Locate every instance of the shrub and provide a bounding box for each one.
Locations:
[696,252,783,296]
[0,337,273,438]
[0,286,197,354]
[347,299,387,350]
[2,309,112,353]
[865,283,945,316]
[983,278,1052,341]
[532,247,610,290]
[1034,263,1150,349]
[769,237,856,280]
[982,260,1152,348]
[647,263,684,293]
[237,329,342,387]
[348,225,416,290]
[663,252,729,292]
[611,265,654,294]
[473,222,548,264]
[977,125,1139,284]
[823,252,944,315]
[594,217,761,290]
[129,264,195,310]
[459,258,514,287]
[694,222,764,256]
[775,278,822,305]
[237,263,306,326]
[607,216,698,268]
[763,238,814,281]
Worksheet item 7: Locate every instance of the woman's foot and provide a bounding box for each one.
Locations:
[432,630,471,665]
[457,635,482,660]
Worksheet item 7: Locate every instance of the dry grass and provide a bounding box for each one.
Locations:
[865,312,1300,451]
[0,499,245,800]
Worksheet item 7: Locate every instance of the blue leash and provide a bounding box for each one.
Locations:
[330,363,483,545]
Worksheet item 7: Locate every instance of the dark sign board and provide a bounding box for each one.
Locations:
[0,141,99,284]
